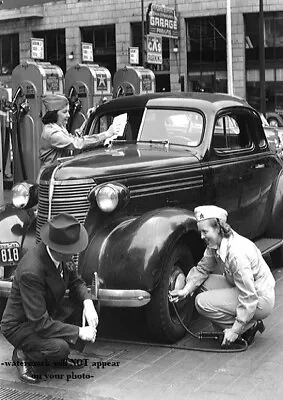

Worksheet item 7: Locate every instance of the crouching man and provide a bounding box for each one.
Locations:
[1,213,98,384]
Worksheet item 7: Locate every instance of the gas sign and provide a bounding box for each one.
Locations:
[146,34,162,65]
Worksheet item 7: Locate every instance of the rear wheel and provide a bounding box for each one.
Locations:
[146,243,195,343]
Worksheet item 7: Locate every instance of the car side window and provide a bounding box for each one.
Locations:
[212,112,253,152]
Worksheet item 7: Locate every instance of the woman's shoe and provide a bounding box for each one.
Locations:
[241,320,265,345]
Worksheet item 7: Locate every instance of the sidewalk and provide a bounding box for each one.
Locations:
[0,267,283,400]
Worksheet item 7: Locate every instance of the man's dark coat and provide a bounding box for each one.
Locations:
[1,242,91,348]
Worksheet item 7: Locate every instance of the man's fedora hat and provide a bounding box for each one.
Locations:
[40,213,88,254]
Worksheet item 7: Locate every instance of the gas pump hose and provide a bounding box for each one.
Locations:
[67,86,82,133]
[11,87,28,181]
[14,107,27,181]
[2,125,11,177]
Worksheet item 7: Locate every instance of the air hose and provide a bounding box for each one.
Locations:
[97,303,248,354]
[170,302,248,353]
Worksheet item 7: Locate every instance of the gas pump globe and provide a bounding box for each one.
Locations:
[113,66,155,98]
[65,63,112,134]
[12,61,64,183]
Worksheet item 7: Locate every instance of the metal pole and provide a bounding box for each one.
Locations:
[226,0,233,95]
[259,0,266,115]
[141,0,145,67]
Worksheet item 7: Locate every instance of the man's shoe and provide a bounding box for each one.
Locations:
[12,348,40,384]
[53,358,85,369]
[241,320,265,345]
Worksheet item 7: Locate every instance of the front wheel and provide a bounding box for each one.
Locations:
[145,243,195,343]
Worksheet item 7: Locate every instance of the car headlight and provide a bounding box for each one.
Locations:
[88,182,130,213]
[11,182,38,209]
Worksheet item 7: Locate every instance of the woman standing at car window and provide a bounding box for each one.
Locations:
[39,94,116,167]
[169,205,275,346]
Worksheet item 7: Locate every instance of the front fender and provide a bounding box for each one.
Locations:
[80,208,198,292]
[0,203,36,261]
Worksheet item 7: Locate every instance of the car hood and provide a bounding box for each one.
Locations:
[40,143,200,181]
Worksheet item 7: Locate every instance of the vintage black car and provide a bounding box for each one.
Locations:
[1,92,283,343]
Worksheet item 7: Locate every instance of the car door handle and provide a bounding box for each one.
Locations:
[252,164,265,169]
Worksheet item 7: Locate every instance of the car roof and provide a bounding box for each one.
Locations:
[98,92,251,114]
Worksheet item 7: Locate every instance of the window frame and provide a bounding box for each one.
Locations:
[212,108,256,156]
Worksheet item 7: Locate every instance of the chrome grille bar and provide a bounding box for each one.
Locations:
[36,179,95,243]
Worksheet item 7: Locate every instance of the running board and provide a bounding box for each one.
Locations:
[254,237,283,256]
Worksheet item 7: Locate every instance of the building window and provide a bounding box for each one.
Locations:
[245,12,283,64]
[186,16,227,92]
[33,29,66,73]
[0,34,19,76]
[245,12,283,114]
[81,25,116,77]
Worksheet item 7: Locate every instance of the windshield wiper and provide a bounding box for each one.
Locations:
[148,139,170,146]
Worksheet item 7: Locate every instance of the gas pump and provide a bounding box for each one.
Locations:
[11,61,64,183]
[65,63,112,134]
[113,66,155,98]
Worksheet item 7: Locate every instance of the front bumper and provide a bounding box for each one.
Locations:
[91,288,151,307]
[0,280,151,308]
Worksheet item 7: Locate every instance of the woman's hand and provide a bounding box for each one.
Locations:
[168,287,192,303]
[222,328,238,346]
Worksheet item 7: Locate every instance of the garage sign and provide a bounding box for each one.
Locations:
[146,34,162,65]
[147,3,179,39]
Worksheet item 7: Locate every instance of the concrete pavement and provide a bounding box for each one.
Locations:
[1,188,283,399]
[0,266,283,400]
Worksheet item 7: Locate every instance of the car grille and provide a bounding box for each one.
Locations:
[36,179,95,244]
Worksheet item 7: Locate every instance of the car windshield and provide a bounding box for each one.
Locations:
[138,109,204,146]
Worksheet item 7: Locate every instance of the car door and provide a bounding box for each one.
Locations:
[209,109,263,239]
[252,110,283,236]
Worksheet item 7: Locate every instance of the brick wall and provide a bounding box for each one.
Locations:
[0,0,282,96]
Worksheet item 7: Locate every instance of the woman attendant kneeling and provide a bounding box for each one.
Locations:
[169,205,275,346]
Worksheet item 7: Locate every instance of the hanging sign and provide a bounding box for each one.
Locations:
[128,47,139,65]
[82,42,94,62]
[30,38,44,60]
[146,34,162,65]
[147,4,179,39]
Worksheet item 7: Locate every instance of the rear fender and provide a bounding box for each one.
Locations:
[80,208,201,292]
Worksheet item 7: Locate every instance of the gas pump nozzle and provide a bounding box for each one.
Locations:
[19,99,30,116]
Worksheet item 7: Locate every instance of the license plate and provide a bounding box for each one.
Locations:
[0,242,21,265]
